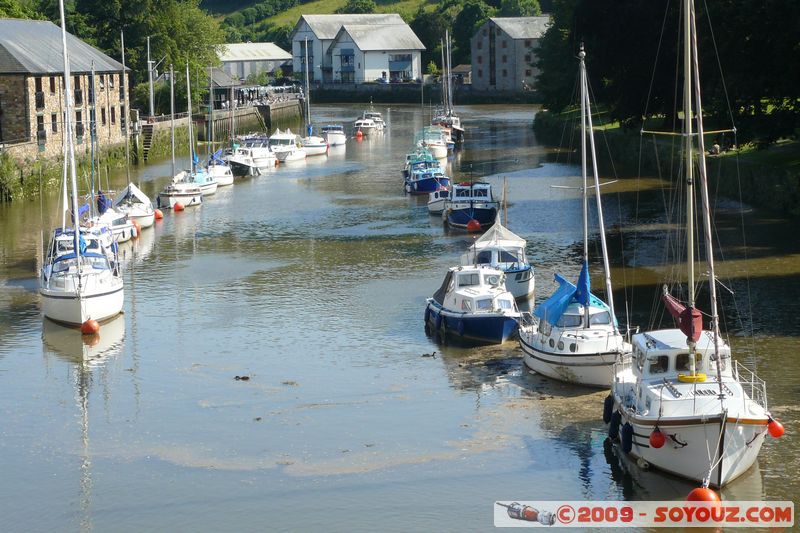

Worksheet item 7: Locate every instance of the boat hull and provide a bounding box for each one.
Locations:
[303,143,328,156]
[504,266,535,300]
[157,192,203,209]
[520,333,621,387]
[41,282,124,325]
[610,406,768,488]
[445,206,497,230]
[425,301,519,344]
[275,149,307,162]
[405,176,450,195]
[323,132,347,146]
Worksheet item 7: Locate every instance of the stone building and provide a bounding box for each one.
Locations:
[0,18,129,160]
[470,17,550,92]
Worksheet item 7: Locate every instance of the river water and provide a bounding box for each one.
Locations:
[0,104,796,532]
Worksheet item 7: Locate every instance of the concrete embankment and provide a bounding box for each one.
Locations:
[533,110,800,216]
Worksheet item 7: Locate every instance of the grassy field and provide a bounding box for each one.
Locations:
[263,0,435,27]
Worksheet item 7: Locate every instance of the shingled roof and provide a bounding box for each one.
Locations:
[0,18,125,75]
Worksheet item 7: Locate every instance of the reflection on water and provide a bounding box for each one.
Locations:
[0,104,797,530]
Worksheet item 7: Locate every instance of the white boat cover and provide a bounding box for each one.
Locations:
[473,221,526,250]
[113,183,151,207]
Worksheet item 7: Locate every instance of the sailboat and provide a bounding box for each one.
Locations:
[518,46,630,388]
[205,66,234,185]
[179,63,217,195]
[606,0,779,488]
[157,65,203,209]
[300,37,328,156]
[431,30,463,145]
[112,32,155,228]
[40,0,124,326]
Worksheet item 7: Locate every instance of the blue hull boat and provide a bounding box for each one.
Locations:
[425,300,519,344]
[446,206,498,230]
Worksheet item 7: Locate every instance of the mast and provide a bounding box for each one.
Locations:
[121,31,131,188]
[440,41,447,112]
[689,0,724,389]
[446,30,453,114]
[58,0,81,267]
[90,61,96,215]
[147,36,154,119]
[579,45,590,329]
[186,62,194,173]
[170,65,175,178]
[208,65,213,155]
[581,46,617,332]
[304,37,311,134]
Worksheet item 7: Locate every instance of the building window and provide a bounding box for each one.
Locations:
[120,105,126,131]
[109,75,114,88]
[477,56,482,65]
[341,71,354,83]
[502,69,507,77]
[74,75,81,90]
[37,114,45,135]
[502,55,507,63]
[525,54,531,62]
[51,113,58,133]
[49,76,56,93]
[99,74,105,89]
[35,77,42,92]
[101,107,107,126]
[525,69,532,77]
[501,40,507,49]
[75,110,84,139]
[111,106,116,124]
[525,39,531,47]
[477,41,482,50]
[341,54,354,67]
[477,69,482,78]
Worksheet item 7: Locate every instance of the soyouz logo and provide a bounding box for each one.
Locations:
[493,501,794,528]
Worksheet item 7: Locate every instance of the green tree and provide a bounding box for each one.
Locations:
[499,0,541,17]
[0,0,41,18]
[336,0,376,14]
[452,0,495,65]
[426,60,440,77]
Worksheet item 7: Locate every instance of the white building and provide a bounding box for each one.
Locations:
[291,14,424,83]
[218,42,292,80]
[470,17,550,92]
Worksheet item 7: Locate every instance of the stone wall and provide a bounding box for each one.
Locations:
[0,75,28,144]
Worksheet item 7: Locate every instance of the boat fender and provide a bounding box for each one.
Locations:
[608,411,621,440]
[621,422,633,454]
[603,394,614,424]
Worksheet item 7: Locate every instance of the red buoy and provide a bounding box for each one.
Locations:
[687,487,721,503]
[466,219,482,232]
[356,130,363,140]
[649,427,666,449]
[154,209,164,220]
[131,219,141,238]
[80,319,100,335]
[768,418,784,438]
[174,202,185,212]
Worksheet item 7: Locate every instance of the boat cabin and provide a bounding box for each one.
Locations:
[433,266,518,315]
[630,329,732,381]
[471,246,526,271]
[451,182,494,202]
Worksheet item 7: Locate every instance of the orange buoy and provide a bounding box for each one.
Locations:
[154,209,164,220]
[356,130,363,140]
[131,219,141,238]
[174,202,185,212]
[80,319,100,335]
[768,418,784,438]
[466,219,482,232]
[687,487,721,503]
[649,427,666,449]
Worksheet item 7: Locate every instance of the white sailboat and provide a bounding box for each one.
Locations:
[606,0,780,489]
[518,46,630,388]
[40,0,124,326]
[300,37,328,157]
[205,65,234,185]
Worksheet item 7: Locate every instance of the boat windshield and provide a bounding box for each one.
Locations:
[475,299,492,311]
[457,273,480,287]
[556,313,583,327]
[589,311,611,325]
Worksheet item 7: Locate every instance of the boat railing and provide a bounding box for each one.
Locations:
[733,359,768,411]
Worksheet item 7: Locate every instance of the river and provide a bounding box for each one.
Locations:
[0,104,796,531]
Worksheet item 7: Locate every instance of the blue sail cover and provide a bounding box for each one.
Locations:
[534,264,616,327]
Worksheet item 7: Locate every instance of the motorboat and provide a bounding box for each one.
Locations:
[157,172,203,209]
[227,136,276,176]
[301,129,329,156]
[405,167,450,195]
[269,129,307,162]
[320,124,347,146]
[427,187,449,215]
[206,149,234,186]
[416,126,449,159]
[606,2,777,489]
[112,183,155,228]
[518,46,630,388]
[424,265,520,344]
[402,148,440,179]
[362,110,385,131]
[353,117,378,135]
[460,222,534,300]
[442,181,499,231]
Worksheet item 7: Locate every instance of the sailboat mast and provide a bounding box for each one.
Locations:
[440,41,447,112]
[58,0,81,264]
[582,48,617,331]
[90,61,96,216]
[683,0,695,314]
[689,0,724,386]
[170,65,175,178]
[446,31,453,113]
[121,31,131,187]
[304,37,311,132]
[208,65,213,153]
[579,46,590,329]
[186,62,194,173]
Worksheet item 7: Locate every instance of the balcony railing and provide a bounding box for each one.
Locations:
[35,91,45,110]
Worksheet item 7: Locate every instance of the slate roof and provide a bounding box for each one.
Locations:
[219,42,291,63]
[297,14,406,40]
[0,18,125,75]
[490,16,551,40]
[334,24,425,51]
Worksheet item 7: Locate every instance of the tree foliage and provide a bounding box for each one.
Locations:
[452,0,495,65]
[499,0,541,17]
[336,0,377,14]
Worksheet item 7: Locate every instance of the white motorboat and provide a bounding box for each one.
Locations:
[353,117,378,135]
[606,1,778,489]
[518,46,630,388]
[416,126,448,159]
[460,222,534,300]
[442,181,499,231]
[362,110,385,131]
[424,265,520,344]
[270,129,306,162]
[227,136,275,175]
[40,5,123,326]
[206,154,234,186]
[427,187,450,215]
[112,183,155,228]
[320,124,347,146]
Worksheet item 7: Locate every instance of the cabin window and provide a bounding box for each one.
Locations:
[474,189,487,197]
[461,300,472,312]
[476,251,493,264]
[569,343,577,352]
[484,274,501,286]
[556,314,582,327]
[590,312,611,325]
[676,353,703,373]
[475,299,492,311]
[557,341,564,350]
[497,299,513,310]
[648,355,669,374]
[635,347,644,371]
[458,273,479,287]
